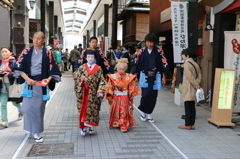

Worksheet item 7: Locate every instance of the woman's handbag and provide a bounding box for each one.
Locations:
[8,79,23,103]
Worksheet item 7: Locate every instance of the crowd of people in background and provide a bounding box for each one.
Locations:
[49,40,141,76]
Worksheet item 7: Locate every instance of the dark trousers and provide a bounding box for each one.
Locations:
[108,65,114,74]
[138,76,158,114]
[64,62,68,71]
[184,101,196,126]
[71,62,75,73]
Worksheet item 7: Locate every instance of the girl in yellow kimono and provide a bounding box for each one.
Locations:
[73,49,105,136]
[106,58,141,132]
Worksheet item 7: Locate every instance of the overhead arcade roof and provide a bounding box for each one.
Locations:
[63,0,91,34]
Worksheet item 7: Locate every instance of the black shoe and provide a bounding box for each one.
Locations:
[181,115,185,119]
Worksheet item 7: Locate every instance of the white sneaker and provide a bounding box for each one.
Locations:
[34,137,43,143]
[0,121,8,128]
[146,114,154,123]
[147,118,155,123]
[89,127,95,135]
[80,127,87,136]
[140,115,147,122]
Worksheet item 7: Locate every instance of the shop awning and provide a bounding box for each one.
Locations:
[213,0,235,14]
[221,0,240,13]
[199,0,224,7]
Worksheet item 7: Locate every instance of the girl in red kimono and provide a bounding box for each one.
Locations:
[73,49,105,136]
[106,58,141,132]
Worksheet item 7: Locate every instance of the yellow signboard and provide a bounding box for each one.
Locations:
[218,70,235,109]
[208,68,235,127]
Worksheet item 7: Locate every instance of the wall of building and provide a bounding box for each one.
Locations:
[201,6,213,96]
[149,0,172,34]
[0,7,10,54]
[136,13,149,41]
[108,7,112,38]
[117,21,122,46]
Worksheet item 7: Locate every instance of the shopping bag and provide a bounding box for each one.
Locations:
[9,79,22,98]
[178,83,182,93]
[20,81,33,97]
[196,88,205,103]
[9,79,23,103]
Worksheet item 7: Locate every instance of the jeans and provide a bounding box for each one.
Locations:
[0,83,22,122]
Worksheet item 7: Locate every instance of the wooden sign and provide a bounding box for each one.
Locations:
[161,7,171,23]
[208,68,236,127]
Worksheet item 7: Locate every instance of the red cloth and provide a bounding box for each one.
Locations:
[2,56,15,72]
[109,95,135,129]
[79,64,101,129]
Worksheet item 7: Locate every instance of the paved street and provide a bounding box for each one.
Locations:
[1,71,240,159]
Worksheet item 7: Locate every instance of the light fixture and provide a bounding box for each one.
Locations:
[29,0,36,10]
[205,24,214,31]
[205,14,215,31]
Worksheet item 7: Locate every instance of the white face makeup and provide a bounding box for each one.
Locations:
[86,54,95,64]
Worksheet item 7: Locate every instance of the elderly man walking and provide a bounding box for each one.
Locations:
[13,31,61,143]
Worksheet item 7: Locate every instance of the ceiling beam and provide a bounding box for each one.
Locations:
[80,0,91,4]
[65,20,74,23]
[66,30,80,33]
[76,10,87,15]
[74,25,81,29]
[65,20,83,23]
[64,10,86,15]
[75,20,83,23]
[64,7,86,11]
[63,0,77,2]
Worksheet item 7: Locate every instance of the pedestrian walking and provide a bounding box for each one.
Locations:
[69,46,80,73]
[62,48,69,71]
[178,48,201,130]
[122,46,131,73]
[114,45,122,59]
[106,47,117,74]
[0,47,22,128]
[59,48,65,73]
[53,47,63,73]
[74,36,110,76]
[78,44,83,53]
[13,31,61,143]
[106,58,140,132]
[73,49,105,136]
[131,33,170,122]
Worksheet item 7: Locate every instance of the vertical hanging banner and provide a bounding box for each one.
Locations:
[171,1,188,63]
[224,31,240,113]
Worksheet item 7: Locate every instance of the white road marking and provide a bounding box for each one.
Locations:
[134,104,189,159]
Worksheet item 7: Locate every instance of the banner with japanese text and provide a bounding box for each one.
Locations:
[171,1,188,63]
[224,31,240,112]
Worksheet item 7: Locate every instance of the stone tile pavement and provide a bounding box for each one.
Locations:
[0,71,240,159]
